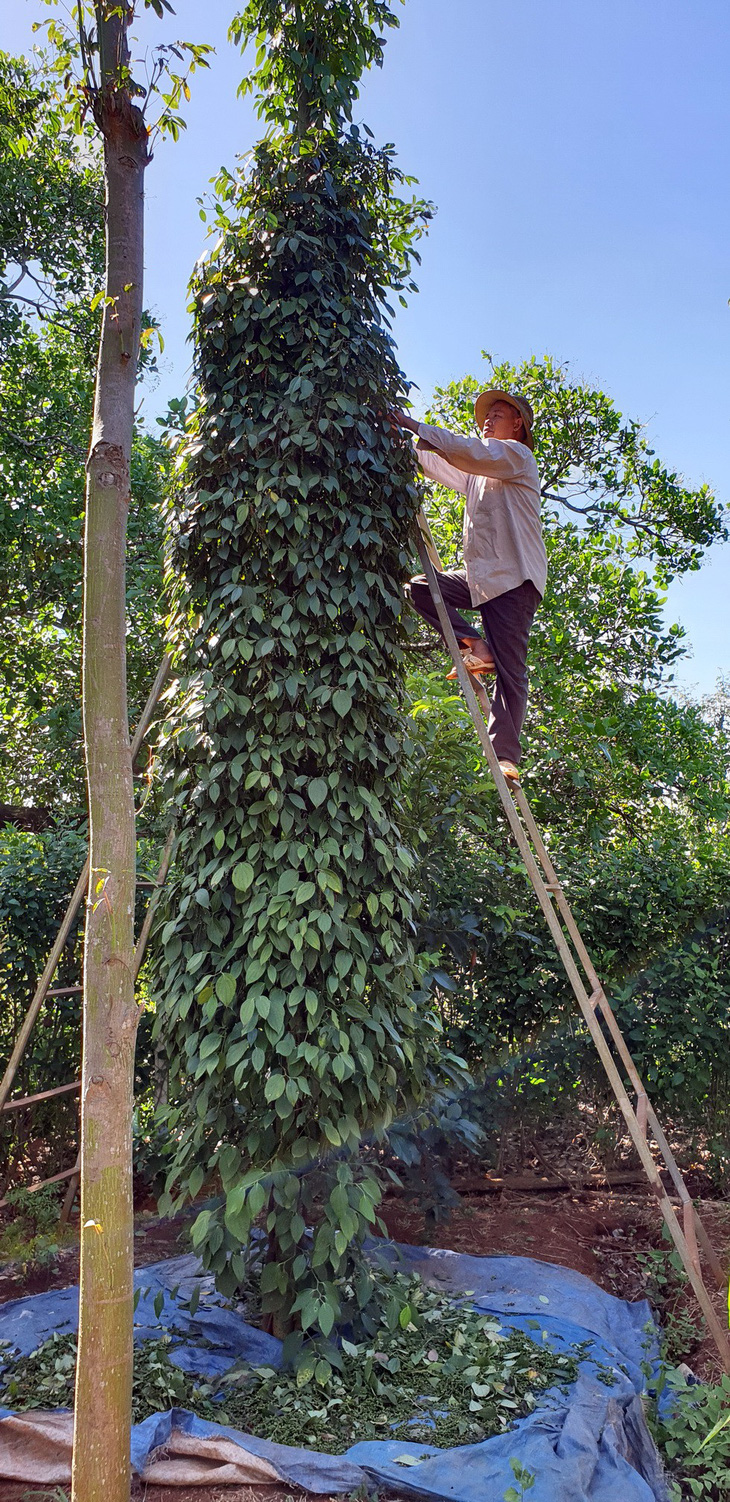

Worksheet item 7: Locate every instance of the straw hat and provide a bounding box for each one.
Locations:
[474,389,535,450]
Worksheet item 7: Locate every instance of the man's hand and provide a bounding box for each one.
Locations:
[387,408,420,435]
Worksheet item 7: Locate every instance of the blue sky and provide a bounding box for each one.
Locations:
[5,0,730,693]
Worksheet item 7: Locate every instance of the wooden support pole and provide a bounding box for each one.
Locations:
[61,1154,82,1227]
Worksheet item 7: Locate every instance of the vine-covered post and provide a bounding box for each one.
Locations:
[155,0,463,1355]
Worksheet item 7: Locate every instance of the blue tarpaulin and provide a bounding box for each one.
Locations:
[0,1244,670,1499]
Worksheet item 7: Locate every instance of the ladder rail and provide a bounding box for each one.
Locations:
[2,1080,81,1112]
[510,782,726,1290]
[414,526,730,1371]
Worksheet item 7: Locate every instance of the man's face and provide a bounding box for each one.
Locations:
[483,400,524,442]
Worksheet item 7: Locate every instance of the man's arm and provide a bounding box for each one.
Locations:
[388,409,468,494]
[417,421,532,480]
[415,441,469,494]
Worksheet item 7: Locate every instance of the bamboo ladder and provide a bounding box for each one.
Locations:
[0,656,175,1221]
[414,508,730,1373]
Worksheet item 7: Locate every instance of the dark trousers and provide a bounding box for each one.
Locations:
[409,570,540,764]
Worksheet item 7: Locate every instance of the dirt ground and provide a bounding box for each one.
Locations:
[0,1200,193,1304]
[0,1181,693,1306]
[2,1180,729,1502]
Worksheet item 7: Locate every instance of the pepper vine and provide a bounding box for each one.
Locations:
[153,1,463,1354]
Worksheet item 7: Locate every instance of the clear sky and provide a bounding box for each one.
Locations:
[4,0,729,694]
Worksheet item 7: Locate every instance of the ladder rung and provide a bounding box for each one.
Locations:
[47,985,82,997]
[2,1080,81,1112]
[0,1161,80,1210]
[587,987,603,1010]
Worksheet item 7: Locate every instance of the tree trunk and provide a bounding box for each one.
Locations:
[71,5,149,1499]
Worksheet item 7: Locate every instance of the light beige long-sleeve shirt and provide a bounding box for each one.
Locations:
[416,423,548,606]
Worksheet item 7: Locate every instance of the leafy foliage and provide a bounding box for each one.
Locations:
[610,906,730,1130]
[2,1184,63,1237]
[155,0,442,1350]
[220,1274,579,1452]
[0,1276,581,1455]
[0,1186,74,1275]
[634,1237,703,1366]
[0,825,164,1186]
[0,403,167,812]
[0,51,103,344]
[0,1332,78,1412]
[374,1085,484,1230]
[653,1371,730,1500]
[0,829,85,1085]
[0,51,168,814]
[153,113,456,1350]
[0,829,84,1187]
[0,1330,220,1423]
[230,0,402,133]
[504,1460,536,1502]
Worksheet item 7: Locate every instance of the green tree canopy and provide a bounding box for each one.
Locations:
[0,50,103,346]
[230,0,401,132]
[0,50,167,817]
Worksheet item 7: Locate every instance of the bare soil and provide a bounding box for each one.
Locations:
[0,1199,191,1303]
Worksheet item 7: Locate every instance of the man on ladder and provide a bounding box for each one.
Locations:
[390,390,547,784]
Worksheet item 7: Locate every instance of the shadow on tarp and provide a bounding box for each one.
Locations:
[0,1244,670,1500]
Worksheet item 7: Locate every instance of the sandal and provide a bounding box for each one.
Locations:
[446,649,495,681]
[499,760,520,784]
